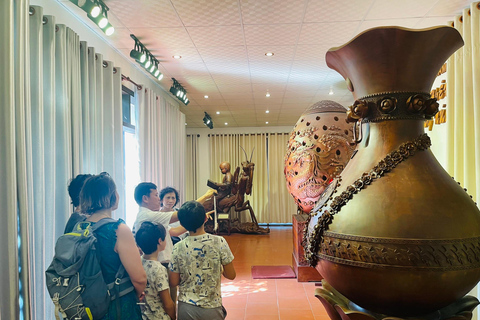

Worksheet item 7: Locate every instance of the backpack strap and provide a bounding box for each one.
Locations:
[89,218,135,320]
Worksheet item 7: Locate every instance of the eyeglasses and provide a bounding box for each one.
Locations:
[99,171,111,177]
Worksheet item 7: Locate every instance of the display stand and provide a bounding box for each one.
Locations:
[292,214,323,282]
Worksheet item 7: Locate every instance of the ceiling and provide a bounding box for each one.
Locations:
[60,0,473,128]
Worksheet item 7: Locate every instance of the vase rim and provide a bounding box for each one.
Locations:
[326,25,464,100]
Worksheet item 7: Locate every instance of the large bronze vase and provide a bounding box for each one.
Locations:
[306,26,480,316]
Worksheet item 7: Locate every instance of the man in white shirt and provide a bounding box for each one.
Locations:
[133,182,184,264]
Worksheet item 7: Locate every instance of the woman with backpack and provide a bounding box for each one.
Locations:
[80,172,147,319]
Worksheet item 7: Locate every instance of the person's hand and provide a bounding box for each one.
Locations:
[137,291,145,302]
[205,210,215,221]
[204,189,217,197]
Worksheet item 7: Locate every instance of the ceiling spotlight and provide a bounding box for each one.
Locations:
[83,0,114,35]
[265,52,274,57]
[329,87,334,95]
[204,95,209,99]
[216,111,220,115]
[104,25,114,36]
[90,5,101,17]
[265,121,269,124]
[173,55,182,59]
[203,112,213,129]
[265,110,270,113]
[266,92,270,97]
[225,122,228,125]
[170,78,190,105]
[77,0,99,16]
[130,34,163,82]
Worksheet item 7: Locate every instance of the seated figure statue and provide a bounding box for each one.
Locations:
[203,151,268,234]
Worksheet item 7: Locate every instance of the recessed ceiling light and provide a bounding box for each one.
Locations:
[265,52,274,57]
[329,87,334,95]
[265,121,269,124]
[266,92,270,97]
[216,111,220,114]
[265,110,270,114]
[225,122,228,125]
[173,55,182,59]
[185,122,187,125]
[204,95,209,99]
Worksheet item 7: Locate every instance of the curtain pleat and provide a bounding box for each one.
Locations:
[42,14,57,320]
[137,89,185,195]
[0,0,20,319]
[16,2,33,320]
[112,68,125,219]
[446,3,480,203]
[29,6,46,319]
[186,135,200,201]
[267,133,298,223]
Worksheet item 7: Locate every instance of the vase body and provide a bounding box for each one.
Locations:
[284,100,355,213]
[307,26,480,316]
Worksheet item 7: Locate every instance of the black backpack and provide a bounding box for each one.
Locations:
[45,218,134,320]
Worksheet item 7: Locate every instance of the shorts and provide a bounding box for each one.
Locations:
[177,301,227,320]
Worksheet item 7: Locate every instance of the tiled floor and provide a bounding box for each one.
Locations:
[220,226,330,320]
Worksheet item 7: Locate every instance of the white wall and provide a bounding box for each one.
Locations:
[186,125,293,197]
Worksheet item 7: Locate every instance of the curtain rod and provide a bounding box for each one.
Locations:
[121,74,142,90]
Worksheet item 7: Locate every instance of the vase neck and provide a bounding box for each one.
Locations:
[359,120,426,151]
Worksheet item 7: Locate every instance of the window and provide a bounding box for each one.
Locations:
[122,86,140,228]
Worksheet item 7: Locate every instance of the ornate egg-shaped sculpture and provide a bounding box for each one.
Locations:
[284,100,355,213]
[306,26,480,317]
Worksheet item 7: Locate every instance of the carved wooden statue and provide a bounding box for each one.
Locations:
[203,148,268,234]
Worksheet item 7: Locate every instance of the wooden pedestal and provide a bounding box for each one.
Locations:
[292,214,323,282]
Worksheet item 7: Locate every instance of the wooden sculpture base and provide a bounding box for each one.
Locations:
[293,214,323,282]
[314,280,479,320]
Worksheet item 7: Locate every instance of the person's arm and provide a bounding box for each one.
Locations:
[114,224,147,298]
[222,262,236,280]
[159,289,176,320]
[196,189,217,204]
[169,225,187,237]
[169,211,179,224]
[169,270,180,287]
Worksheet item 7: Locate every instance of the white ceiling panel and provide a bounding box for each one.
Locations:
[244,24,302,46]
[240,0,306,24]
[60,0,474,127]
[304,0,375,22]
[188,25,245,47]
[366,0,438,20]
[107,0,181,28]
[197,46,248,62]
[298,22,360,45]
[246,46,296,61]
[172,0,241,26]
[129,27,194,48]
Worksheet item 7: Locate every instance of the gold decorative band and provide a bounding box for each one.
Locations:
[319,232,480,271]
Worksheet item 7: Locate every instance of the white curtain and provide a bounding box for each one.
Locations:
[0,4,125,319]
[446,2,480,203]
[186,134,200,201]
[137,89,186,202]
[267,133,298,223]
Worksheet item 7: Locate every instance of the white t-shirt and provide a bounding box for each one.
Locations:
[169,233,234,308]
[141,258,171,320]
[133,206,174,263]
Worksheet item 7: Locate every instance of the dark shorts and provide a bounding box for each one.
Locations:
[177,301,227,320]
